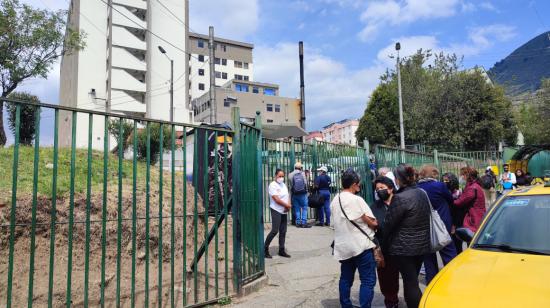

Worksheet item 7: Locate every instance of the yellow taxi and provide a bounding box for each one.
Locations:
[420,184,550,308]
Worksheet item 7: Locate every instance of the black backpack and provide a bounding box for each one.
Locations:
[480,175,494,189]
[292,172,307,194]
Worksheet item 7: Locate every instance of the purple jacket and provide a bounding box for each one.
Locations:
[418,179,454,233]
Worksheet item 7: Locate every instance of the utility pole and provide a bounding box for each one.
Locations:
[158,46,174,122]
[396,42,405,149]
[209,26,217,124]
[298,41,306,131]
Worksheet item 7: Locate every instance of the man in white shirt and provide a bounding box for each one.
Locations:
[331,170,378,308]
[500,163,516,193]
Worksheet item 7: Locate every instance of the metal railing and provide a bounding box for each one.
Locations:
[0,99,262,307]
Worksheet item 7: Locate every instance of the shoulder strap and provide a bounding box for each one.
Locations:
[338,193,377,245]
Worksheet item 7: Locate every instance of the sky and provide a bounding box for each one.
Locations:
[17,0,550,132]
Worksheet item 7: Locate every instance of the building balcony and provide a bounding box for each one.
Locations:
[112,4,146,30]
[109,89,146,114]
[111,46,146,71]
[113,0,147,10]
[112,25,146,50]
[111,68,146,92]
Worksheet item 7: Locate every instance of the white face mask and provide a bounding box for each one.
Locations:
[276,177,284,184]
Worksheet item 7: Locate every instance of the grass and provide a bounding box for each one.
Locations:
[0,146,156,199]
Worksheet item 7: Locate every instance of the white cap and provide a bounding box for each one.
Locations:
[317,166,328,173]
[486,166,492,170]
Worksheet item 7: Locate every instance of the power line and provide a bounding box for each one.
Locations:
[155,0,197,33]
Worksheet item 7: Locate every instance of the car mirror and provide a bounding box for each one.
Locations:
[456,227,474,243]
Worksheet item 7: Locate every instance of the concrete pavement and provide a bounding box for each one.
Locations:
[229,223,427,308]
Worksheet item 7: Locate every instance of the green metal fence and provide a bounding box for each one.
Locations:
[262,139,373,223]
[0,99,263,307]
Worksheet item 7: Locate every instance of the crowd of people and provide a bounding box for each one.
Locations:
[265,161,532,308]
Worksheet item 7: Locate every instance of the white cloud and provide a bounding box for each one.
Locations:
[461,1,476,12]
[254,43,385,130]
[479,2,499,12]
[377,35,440,65]
[189,0,259,40]
[358,0,460,41]
[21,0,67,11]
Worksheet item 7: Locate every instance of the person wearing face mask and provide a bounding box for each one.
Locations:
[417,165,457,285]
[453,167,486,239]
[331,170,378,308]
[371,176,399,308]
[265,169,292,258]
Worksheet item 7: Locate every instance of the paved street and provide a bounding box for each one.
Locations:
[230,224,427,308]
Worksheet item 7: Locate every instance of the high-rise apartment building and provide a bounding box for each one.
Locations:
[188,32,254,99]
[60,0,190,148]
[322,119,359,145]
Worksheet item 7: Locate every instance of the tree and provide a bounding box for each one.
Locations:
[108,119,133,154]
[356,50,517,151]
[6,91,40,145]
[515,79,550,144]
[137,123,171,165]
[0,0,85,146]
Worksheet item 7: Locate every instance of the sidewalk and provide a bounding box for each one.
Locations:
[230,224,426,308]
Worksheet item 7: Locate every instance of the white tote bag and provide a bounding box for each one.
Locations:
[420,189,452,252]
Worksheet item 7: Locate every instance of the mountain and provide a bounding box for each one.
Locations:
[488,31,550,96]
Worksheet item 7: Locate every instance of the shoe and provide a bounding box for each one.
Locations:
[296,224,303,228]
[302,224,312,228]
[315,222,324,226]
[265,250,272,259]
[324,223,330,227]
[278,251,291,258]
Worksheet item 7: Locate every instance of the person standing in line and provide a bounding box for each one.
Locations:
[288,162,311,228]
[417,165,457,285]
[331,170,378,308]
[479,166,497,210]
[514,169,530,187]
[442,172,465,254]
[383,164,431,308]
[264,169,292,258]
[314,166,332,227]
[371,176,399,308]
[454,167,486,241]
[499,163,516,194]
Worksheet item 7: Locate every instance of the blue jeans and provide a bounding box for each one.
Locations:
[318,189,331,224]
[339,249,377,308]
[292,194,308,225]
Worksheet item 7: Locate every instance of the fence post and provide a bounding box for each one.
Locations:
[290,138,296,170]
[231,107,243,294]
[433,149,440,170]
[313,140,319,177]
[364,138,370,155]
[255,111,265,273]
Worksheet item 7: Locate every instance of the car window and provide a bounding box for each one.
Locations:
[474,195,550,254]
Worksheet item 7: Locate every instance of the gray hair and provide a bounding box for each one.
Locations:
[378,167,391,176]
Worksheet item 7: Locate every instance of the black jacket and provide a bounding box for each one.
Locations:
[370,199,389,245]
[383,185,431,256]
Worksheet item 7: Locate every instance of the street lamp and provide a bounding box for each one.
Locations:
[395,42,405,150]
[158,45,174,122]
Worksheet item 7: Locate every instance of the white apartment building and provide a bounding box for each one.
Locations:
[188,33,254,100]
[60,0,190,149]
[322,119,359,145]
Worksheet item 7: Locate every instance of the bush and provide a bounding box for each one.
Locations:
[108,119,133,153]
[136,123,171,165]
[6,92,41,146]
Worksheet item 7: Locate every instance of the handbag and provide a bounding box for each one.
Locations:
[420,189,452,252]
[308,189,325,209]
[336,193,385,268]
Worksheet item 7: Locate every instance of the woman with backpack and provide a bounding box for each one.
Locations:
[453,167,486,242]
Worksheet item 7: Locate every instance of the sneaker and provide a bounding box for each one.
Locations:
[296,224,303,228]
[324,223,330,227]
[315,222,324,227]
[278,251,291,258]
[302,224,312,228]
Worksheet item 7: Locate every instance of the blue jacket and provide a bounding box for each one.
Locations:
[417,179,454,232]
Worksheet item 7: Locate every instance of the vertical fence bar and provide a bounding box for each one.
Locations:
[231,108,242,293]
[255,114,265,273]
[47,109,59,308]
[182,130,188,306]
[193,130,199,303]
[145,122,151,308]
[116,118,124,308]
[131,121,138,307]
[202,130,209,301]
[100,115,109,307]
[223,132,229,296]
[66,111,77,308]
[158,124,164,308]
[213,132,219,298]
[170,125,175,308]
[6,103,20,308]
[84,114,93,307]
[27,107,40,308]
[27,106,41,308]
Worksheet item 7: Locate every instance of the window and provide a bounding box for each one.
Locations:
[234,61,243,68]
[215,57,221,65]
[198,40,204,48]
[198,83,205,90]
[198,69,204,76]
[244,62,249,69]
[215,71,222,78]
[224,99,231,107]
[275,104,281,112]
[252,87,259,94]
[264,88,276,96]
[222,72,228,79]
[267,119,274,123]
[198,55,204,62]
[243,75,249,81]
[266,104,273,112]
[234,74,243,80]
[235,83,249,92]
[219,44,227,52]
[221,58,227,66]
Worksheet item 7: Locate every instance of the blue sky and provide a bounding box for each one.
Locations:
[18,0,550,134]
